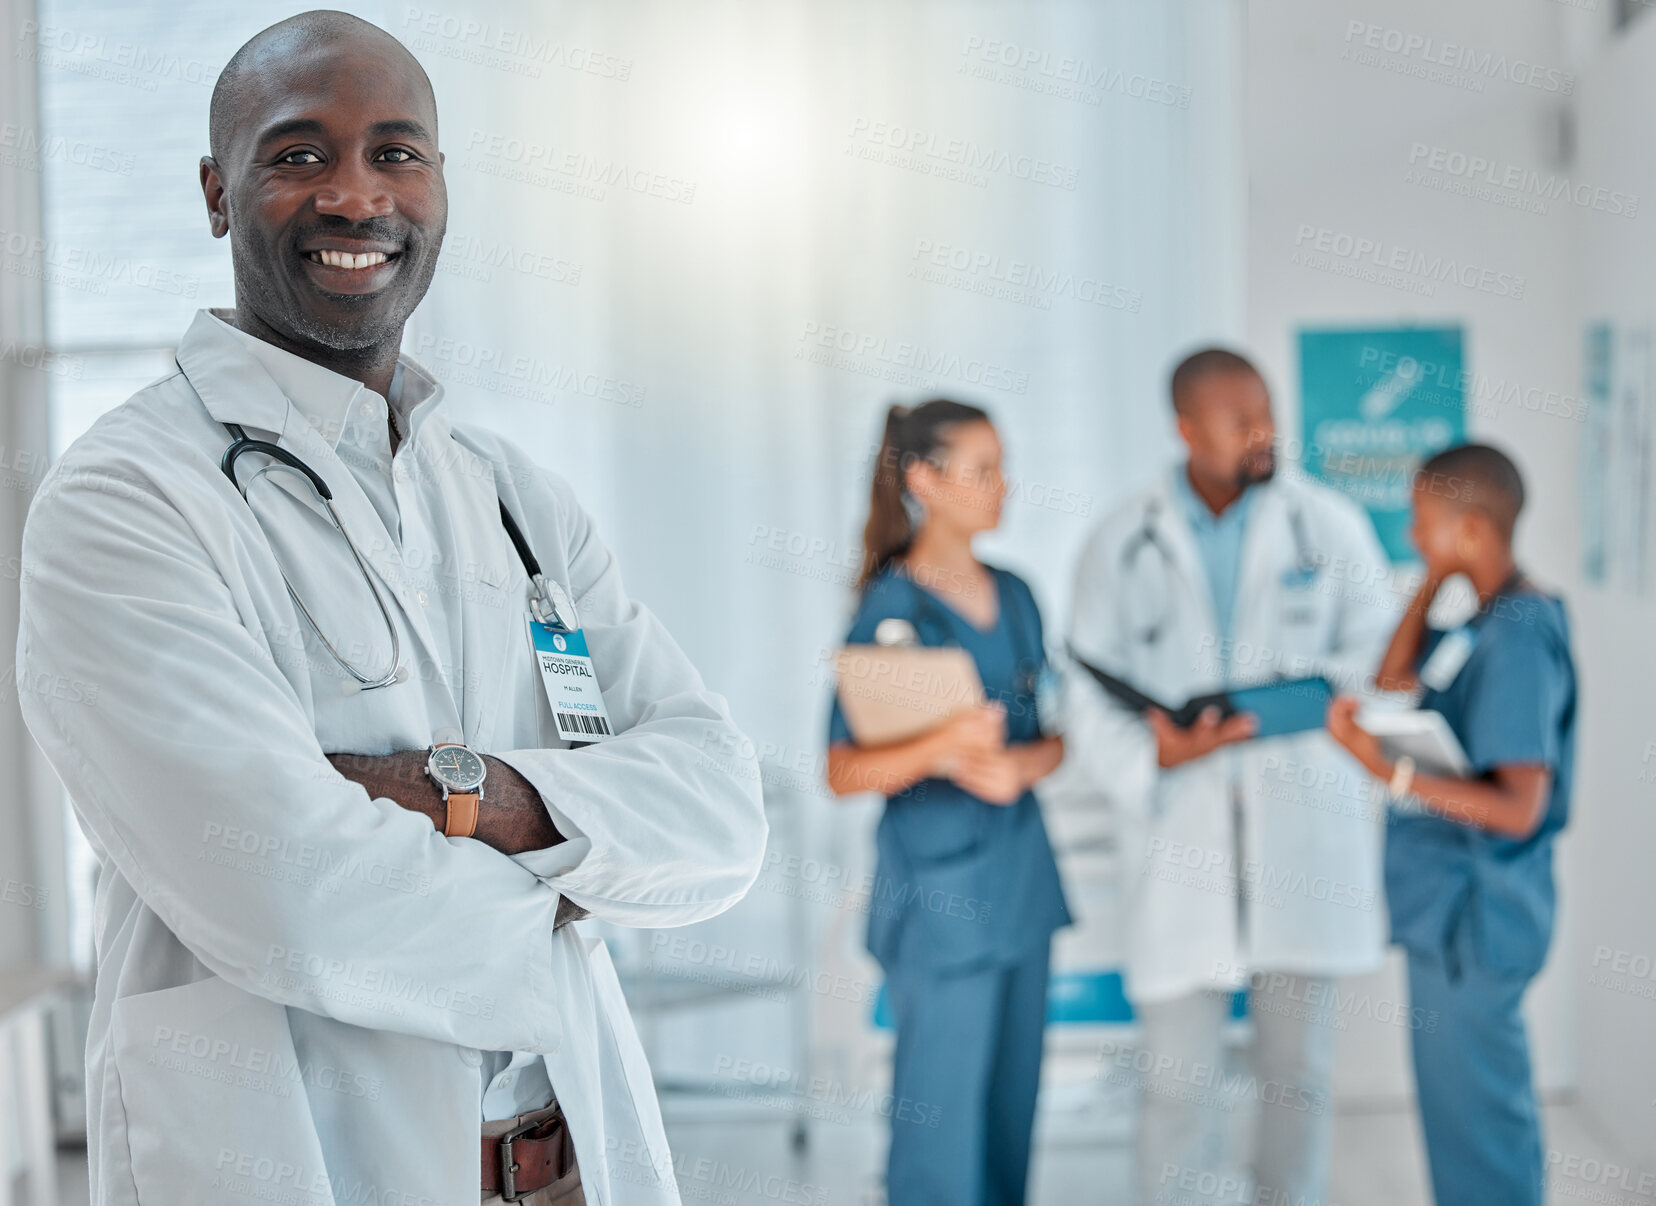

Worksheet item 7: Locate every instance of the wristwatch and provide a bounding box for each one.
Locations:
[426,741,487,837]
[1388,755,1417,804]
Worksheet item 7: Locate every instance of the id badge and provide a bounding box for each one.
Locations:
[1418,624,1476,694]
[527,617,616,741]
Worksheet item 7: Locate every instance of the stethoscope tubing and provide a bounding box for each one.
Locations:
[219,422,558,693]
[900,564,1044,704]
[222,424,406,691]
[1122,496,1319,647]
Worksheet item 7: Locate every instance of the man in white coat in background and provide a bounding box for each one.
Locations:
[1061,349,1396,1206]
[15,12,764,1205]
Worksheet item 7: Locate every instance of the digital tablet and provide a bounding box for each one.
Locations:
[1222,677,1334,739]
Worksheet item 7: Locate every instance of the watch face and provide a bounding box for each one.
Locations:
[429,745,486,792]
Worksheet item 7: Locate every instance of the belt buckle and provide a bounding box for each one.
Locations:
[497,1114,545,1203]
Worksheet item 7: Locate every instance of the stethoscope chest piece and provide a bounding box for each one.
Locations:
[874,617,919,647]
[531,574,580,632]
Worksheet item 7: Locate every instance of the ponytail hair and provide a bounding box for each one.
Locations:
[857,398,991,592]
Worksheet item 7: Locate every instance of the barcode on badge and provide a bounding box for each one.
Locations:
[557,711,612,736]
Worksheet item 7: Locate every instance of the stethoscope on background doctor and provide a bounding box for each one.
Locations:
[1120,496,1322,647]
[219,420,578,694]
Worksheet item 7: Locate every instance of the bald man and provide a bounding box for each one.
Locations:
[16,12,764,1205]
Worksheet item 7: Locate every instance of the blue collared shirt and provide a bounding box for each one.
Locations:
[1172,464,1256,665]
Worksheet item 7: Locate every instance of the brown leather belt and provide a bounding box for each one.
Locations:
[480,1104,572,1201]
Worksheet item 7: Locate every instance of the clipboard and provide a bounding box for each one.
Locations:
[834,644,985,746]
[1067,646,1333,740]
[1355,706,1471,776]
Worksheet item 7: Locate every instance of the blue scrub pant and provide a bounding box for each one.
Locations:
[1406,950,1544,1206]
[884,943,1051,1206]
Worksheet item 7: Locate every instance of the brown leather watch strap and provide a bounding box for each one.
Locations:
[444,791,479,838]
[480,1108,572,1196]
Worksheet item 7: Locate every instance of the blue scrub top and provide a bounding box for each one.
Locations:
[828,562,1071,975]
[1385,586,1576,977]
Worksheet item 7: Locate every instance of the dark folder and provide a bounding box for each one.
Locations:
[1067,645,1333,739]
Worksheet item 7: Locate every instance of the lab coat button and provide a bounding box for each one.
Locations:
[417,590,430,607]
[359,400,376,418]
[459,1047,482,1067]
[497,1073,514,1088]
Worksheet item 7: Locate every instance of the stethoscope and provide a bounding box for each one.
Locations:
[1121,497,1321,647]
[886,563,1046,717]
[220,421,576,694]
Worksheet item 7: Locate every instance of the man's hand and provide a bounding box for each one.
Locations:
[1147,706,1256,769]
[326,751,568,856]
[1323,696,1548,838]
[1324,696,1389,779]
[1375,568,1449,693]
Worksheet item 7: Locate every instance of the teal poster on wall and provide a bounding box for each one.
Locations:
[1298,326,1466,563]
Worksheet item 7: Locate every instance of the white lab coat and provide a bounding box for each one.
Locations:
[15,310,767,1205]
[1057,467,1396,1004]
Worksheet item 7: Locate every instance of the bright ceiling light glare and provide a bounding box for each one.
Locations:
[716,111,772,160]
[697,88,795,196]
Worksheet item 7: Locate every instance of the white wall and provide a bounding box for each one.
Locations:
[1245,0,1587,1102]
[0,0,60,975]
[1556,8,1656,1169]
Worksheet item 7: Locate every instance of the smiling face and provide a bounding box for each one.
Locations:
[201,22,447,354]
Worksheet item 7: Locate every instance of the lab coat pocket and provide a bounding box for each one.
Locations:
[111,976,336,1206]
[586,937,680,1201]
[1273,578,1335,659]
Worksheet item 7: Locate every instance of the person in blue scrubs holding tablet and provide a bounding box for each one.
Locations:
[825,399,1070,1206]
[1327,443,1575,1206]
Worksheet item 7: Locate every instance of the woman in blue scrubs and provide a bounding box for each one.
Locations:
[825,399,1071,1206]
[1327,443,1575,1206]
